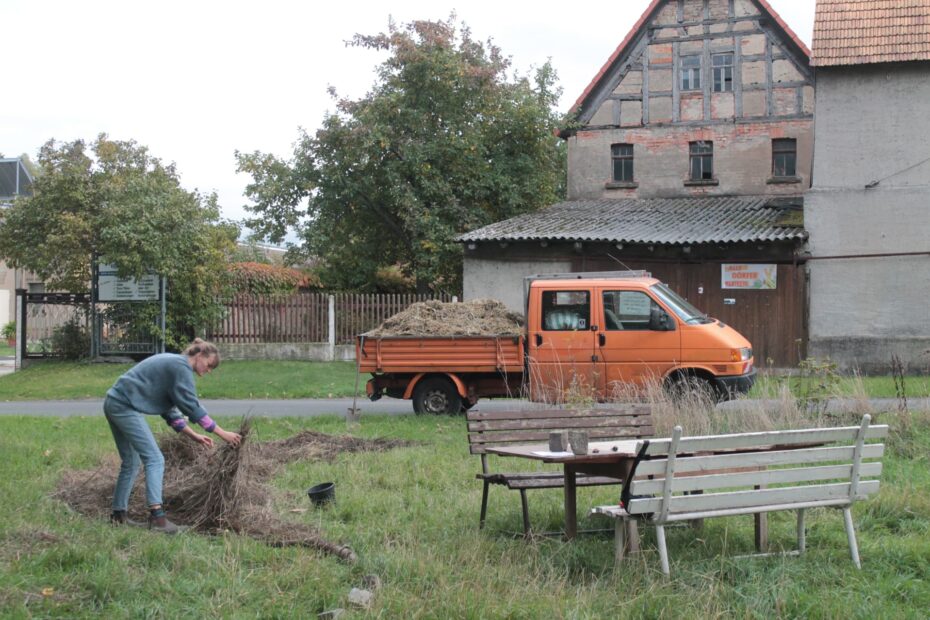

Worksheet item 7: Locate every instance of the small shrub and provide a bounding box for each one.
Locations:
[50,318,90,360]
[795,357,841,417]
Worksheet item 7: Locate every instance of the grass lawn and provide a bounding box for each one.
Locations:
[0,344,14,357]
[752,373,930,400]
[0,360,359,401]
[0,359,929,403]
[1,409,929,617]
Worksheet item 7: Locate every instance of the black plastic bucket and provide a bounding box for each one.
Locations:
[307,482,335,506]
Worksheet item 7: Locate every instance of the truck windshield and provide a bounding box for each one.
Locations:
[650,283,713,324]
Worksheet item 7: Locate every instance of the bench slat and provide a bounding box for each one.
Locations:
[594,497,855,522]
[634,443,885,476]
[467,406,650,421]
[632,462,883,495]
[626,479,881,515]
[468,427,653,451]
[504,475,622,490]
[644,425,889,456]
[469,417,653,432]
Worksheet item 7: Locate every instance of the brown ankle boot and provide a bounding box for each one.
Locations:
[148,511,181,535]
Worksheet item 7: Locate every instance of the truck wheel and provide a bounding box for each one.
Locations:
[412,377,462,415]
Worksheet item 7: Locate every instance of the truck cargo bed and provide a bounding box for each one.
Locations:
[356,335,525,374]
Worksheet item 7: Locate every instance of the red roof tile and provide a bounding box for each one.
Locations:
[812,0,930,66]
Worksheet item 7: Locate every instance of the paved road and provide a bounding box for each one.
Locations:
[0,397,524,417]
[0,396,922,417]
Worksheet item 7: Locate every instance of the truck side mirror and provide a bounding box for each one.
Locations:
[650,308,674,331]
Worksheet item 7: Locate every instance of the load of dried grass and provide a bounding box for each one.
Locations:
[55,420,410,562]
[364,298,524,338]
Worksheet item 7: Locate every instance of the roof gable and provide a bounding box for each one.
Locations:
[812,0,930,66]
[572,0,812,124]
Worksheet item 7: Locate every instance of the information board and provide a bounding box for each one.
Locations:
[97,264,160,301]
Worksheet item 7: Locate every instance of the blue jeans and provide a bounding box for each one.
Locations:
[104,396,165,510]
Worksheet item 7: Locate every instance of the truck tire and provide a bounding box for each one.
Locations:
[412,377,462,415]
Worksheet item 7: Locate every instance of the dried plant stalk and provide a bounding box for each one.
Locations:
[55,419,410,563]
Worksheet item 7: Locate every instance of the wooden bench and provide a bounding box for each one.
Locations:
[466,405,653,535]
[592,414,887,575]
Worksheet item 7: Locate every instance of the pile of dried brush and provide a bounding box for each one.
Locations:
[56,420,410,562]
[364,298,524,338]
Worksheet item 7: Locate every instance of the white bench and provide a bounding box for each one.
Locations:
[592,414,886,576]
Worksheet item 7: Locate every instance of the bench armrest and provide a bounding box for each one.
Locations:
[620,439,652,509]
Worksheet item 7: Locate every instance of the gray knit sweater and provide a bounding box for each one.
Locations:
[106,353,212,431]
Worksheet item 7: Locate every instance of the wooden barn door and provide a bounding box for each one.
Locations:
[579,259,807,368]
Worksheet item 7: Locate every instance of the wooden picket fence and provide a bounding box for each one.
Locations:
[207,292,452,345]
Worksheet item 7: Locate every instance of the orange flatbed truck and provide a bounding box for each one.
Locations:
[356,271,756,414]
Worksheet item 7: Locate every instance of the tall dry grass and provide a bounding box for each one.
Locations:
[523,356,930,458]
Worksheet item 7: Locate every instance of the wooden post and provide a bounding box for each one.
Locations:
[328,294,335,361]
[564,463,578,539]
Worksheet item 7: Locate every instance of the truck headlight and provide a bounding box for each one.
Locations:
[730,347,752,362]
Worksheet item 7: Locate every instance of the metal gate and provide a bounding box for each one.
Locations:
[15,290,163,363]
[15,291,92,360]
[94,302,160,356]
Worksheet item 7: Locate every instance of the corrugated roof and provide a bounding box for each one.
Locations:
[457,197,807,245]
[812,0,930,66]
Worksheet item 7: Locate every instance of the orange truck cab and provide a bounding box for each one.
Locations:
[526,271,755,402]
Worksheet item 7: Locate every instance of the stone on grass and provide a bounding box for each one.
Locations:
[347,588,374,609]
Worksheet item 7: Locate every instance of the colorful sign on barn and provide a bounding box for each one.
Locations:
[721,264,777,289]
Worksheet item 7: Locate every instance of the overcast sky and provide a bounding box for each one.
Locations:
[2,0,815,237]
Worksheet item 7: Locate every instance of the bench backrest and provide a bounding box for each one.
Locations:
[624,414,887,523]
[466,405,654,456]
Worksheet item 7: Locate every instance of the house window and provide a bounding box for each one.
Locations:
[611,144,634,182]
[712,54,734,92]
[680,55,701,91]
[689,141,714,181]
[772,138,797,177]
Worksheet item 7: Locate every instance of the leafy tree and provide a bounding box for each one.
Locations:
[237,17,566,294]
[0,135,238,348]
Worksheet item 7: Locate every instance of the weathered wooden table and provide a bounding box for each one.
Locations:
[487,439,643,541]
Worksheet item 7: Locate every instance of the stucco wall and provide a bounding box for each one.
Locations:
[807,63,930,372]
[462,256,573,311]
[811,63,930,187]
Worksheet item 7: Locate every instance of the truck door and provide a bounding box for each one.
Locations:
[527,288,597,403]
[596,288,681,396]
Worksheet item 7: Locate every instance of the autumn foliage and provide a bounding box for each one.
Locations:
[226,262,320,295]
